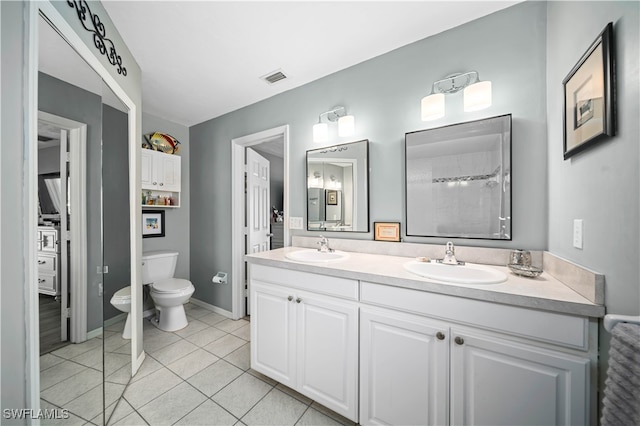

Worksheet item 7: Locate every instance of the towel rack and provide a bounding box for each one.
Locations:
[603,313,640,332]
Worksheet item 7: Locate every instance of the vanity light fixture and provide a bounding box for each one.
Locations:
[313,106,355,143]
[421,71,492,121]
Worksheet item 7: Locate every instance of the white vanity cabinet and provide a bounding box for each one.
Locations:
[37,226,60,296]
[359,281,594,426]
[141,149,181,206]
[249,264,359,421]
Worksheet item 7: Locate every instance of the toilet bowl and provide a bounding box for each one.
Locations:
[149,278,195,331]
[110,286,132,339]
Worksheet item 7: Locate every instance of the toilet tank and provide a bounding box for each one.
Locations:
[142,251,179,284]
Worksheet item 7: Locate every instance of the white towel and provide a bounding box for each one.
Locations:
[601,322,640,426]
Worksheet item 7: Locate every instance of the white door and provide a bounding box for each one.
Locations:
[59,129,69,341]
[246,148,270,310]
[360,306,449,426]
[450,328,589,426]
[296,291,359,421]
[250,281,296,388]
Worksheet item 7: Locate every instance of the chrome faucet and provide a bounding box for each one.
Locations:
[441,241,460,265]
[317,235,334,253]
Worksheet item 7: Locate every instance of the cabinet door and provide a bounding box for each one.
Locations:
[450,329,589,426]
[141,149,154,189]
[296,291,359,421]
[38,273,57,294]
[158,152,181,192]
[360,306,449,426]
[250,282,296,388]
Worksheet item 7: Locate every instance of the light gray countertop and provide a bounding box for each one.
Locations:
[246,246,605,318]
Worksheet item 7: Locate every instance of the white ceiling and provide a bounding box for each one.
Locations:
[100,1,520,127]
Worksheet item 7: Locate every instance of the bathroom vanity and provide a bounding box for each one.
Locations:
[246,243,603,425]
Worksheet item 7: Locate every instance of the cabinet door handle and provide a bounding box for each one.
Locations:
[38,260,46,265]
[296,298,302,304]
[159,182,164,186]
[38,278,45,283]
[287,296,293,301]
[153,181,157,185]
[436,332,446,341]
[454,336,464,345]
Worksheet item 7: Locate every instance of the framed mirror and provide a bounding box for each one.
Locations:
[306,140,370,232]
[405,114,512,240]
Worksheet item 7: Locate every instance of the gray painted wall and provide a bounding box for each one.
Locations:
[1,0,29,416]
[103,105,130,321]
[190,1,547,312]
[38,146,61,175]
[546,0,639,394]
[142,113,190,280]
[39,72,103,332]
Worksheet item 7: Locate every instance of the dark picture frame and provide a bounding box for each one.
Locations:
[562,22,615,160]
[374,222,401,242]
[326,190,338,205]
[142,209,165,238]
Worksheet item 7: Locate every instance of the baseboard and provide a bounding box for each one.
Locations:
[86,326,103,340]
[189,297,233,319]
[103,312,127,328]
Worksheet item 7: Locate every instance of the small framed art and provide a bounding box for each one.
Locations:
[562,22,615,160]
[374,222,401,242]
[142,210,165,238]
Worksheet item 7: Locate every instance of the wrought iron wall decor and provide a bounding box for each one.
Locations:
[67,0,127,76]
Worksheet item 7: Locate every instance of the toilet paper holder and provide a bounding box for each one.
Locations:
[212,272,227,284]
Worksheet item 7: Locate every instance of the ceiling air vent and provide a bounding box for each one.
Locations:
[261,69,288,85]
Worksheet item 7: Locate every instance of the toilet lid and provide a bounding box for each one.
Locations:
[153,278,192,293]
[112,286,131,301]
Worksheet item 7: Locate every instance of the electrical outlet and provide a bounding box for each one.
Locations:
[289,217,303,229]
[573,219,583,249]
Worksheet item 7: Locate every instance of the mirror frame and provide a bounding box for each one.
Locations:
[306,139,370,233]
[404,114,512,240]
[24,0,143,408]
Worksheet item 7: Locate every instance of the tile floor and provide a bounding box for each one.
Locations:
[40,303,356,426]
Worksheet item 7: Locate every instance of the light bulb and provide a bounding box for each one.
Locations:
[421,93,445,121]
[313,122,328,143]
[464,81,492,112]
[338,115,355,137]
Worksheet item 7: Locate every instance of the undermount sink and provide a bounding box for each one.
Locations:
[404,260,507,285]
[285,249,349,263]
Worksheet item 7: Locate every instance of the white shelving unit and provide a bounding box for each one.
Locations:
[141,149,181,208]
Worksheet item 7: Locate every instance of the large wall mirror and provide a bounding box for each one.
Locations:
[307,140,369,232]
[33,2,139,422]
[405,114,512,240]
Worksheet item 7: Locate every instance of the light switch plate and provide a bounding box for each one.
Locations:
[289,217,303,230]
[573,219,583,249]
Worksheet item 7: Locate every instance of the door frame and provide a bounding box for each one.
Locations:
[38,111,88,343]
[231,125,289,319]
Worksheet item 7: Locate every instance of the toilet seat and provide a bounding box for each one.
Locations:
[152,278,193,294]
[111,286,131,302]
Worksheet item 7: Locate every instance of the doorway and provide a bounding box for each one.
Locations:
[37,112,89,347]
[231,125,290,319]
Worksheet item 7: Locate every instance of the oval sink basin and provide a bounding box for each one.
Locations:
[285,249,349,263]
[404,260,507,285]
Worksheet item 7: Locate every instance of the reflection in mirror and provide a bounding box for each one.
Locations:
[405,114,512,239]
[37,12,131,424]
[101,80,131,423]
[307,140,369,232]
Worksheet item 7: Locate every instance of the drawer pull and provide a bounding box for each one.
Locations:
[436,332,446,341]
[38,260,46,265]
[454,336,464,345]
[38,278,45,283]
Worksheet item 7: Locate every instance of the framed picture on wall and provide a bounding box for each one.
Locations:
[326,190,338,205]
[562,22,615,160]
[142,210,165,238]
[374,222,401,242]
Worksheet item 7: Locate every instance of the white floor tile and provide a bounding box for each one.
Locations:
[187,360,243,397]
[40,353,66,371]
[41,368,103,406]
[167,348,219,380]
[123,367,182,409]
[174,400,237,426]
[215,319,249,334]
[40,360,86,390]
[224,343,250,371]
[149,339,198,366]
[231,323,251,341]
[212,372,274,418]
[173,319,209,338]
[296,407,342,426]
[241,388,307,426]
[184,326,227,347]
[198,312,227,326]
[204,334,246,358]
[138,381,207,425]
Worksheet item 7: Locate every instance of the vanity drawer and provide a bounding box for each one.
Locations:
[360,281,589,350]
[37,255,57,273]
[250,264,358,300]
[38,273,58,294]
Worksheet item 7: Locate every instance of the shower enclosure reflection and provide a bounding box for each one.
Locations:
[405,114,512,240]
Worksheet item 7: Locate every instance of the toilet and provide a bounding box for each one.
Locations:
[109,250,195,338]
[144,250,195,332]
[110,286,132,339]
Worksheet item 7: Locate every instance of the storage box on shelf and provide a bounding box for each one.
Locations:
[141,148,181,208]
